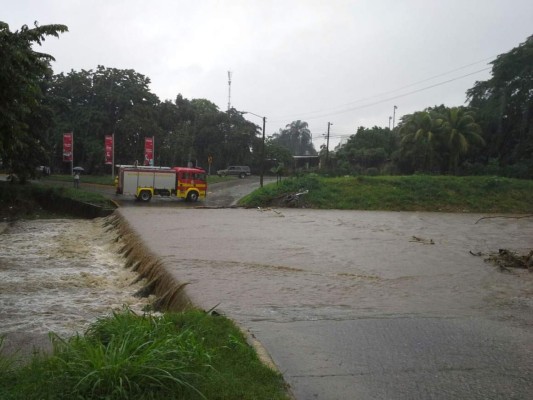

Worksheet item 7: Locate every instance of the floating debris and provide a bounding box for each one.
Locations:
[485,249,533,272]
[409,236,435,245]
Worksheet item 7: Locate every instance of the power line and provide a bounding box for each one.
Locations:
[273,57,494,120]
[271,67,491,123]
[348,56,495,106]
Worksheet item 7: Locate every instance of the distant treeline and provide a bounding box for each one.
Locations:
[1,21,531,181]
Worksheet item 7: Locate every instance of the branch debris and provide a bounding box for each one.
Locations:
[484,249,533,272]
[475,215,533,224]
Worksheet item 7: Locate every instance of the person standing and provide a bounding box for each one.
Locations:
[73,172,80,188]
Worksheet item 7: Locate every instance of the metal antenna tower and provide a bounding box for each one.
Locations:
[227,71,232,111]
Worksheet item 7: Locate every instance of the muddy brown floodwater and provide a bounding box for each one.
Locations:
[119,208,533,326]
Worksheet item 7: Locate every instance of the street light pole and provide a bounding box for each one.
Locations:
[240,111,266,188]
[260,116,266,187]
[326,122,332,167]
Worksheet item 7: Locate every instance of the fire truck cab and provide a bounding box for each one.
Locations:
[173,166,207,202]
[116,165,207,202]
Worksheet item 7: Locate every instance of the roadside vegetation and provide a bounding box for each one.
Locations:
[0,308,289,400]
[240,174,533,213]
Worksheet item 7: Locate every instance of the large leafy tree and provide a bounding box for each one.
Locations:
[222,108,261,169]
[156,96,195,167]
[190,99,226,168]
[467,35,533,167]
[0,21,68,181]
[161,102,259,171]
[48,66,160,172]
[336,126,396,170]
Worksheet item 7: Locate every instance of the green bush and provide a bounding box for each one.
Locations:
[461,159,533,179]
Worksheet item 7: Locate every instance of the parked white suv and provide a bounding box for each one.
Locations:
[217,166,251,178]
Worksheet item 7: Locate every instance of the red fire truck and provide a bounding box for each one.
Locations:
[115,165,207,202]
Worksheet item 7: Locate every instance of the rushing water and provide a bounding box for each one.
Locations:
[2,209,532,361]
[119,208,533,326]
[0,218,153,356]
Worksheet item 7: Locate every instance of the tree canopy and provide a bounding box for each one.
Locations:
[467,35,533,168]
[335,126,396,172]
[44,69,262,173]
[395,106,483,174]
[334,34,532,178]
[0,21,68,181]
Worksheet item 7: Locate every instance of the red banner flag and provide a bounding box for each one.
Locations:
[63,133,73,162]
[105,135,113,165]
[144,137,154,166]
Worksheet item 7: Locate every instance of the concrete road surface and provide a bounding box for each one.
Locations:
[118,205,533,400]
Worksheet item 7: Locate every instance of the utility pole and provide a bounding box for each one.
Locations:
[240,111,266,187]
[389,116,392,130]
[326,122,332,167]
[393,105,398,130]
[227,71,232,111]
[260,116,266,188]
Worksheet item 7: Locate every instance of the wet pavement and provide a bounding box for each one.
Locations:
[118,206,533,399]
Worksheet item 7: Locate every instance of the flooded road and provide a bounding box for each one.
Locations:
[0,218,153,357]
[119,207,533,399]
[119,208,533,324]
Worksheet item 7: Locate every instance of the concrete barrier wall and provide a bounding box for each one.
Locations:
[36,194,115,219]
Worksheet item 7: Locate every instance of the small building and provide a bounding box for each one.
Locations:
[292,155,320,171]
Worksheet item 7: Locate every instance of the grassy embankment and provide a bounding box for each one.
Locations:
[239,174,533,213]
[0,308,288,400]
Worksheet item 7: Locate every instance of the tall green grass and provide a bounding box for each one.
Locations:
[239,174,533,213]
[0,308,289,400]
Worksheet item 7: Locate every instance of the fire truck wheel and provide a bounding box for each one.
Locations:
[139,190,152,202]
[187,191,199,202]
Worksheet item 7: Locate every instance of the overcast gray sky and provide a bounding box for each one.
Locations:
[3,0,533,149]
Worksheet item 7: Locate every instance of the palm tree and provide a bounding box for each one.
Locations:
[285,120,312,155]
[270,120,316,156]
[399,111,442,172]
[441,107,485,174]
